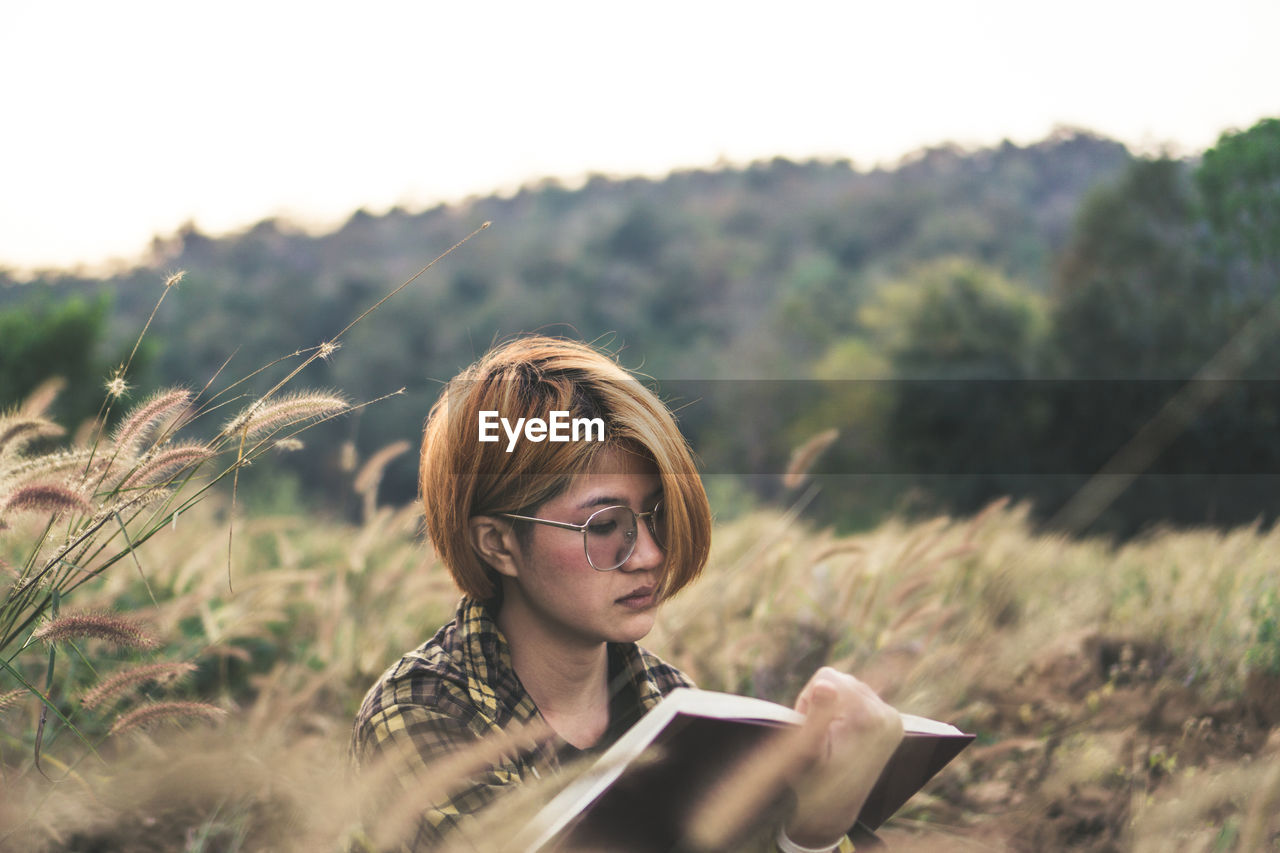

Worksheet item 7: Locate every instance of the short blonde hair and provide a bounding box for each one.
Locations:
[420,336,711,601]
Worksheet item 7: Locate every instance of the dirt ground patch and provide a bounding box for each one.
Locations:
[883,632,1278,851]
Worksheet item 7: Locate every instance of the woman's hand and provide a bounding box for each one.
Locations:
[784,667,904,848]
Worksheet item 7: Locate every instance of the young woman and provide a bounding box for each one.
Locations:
[351,337,903,852]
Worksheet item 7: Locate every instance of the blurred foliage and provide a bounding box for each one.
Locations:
[0,291,155,433]
[1197,117,1280,271]
[1041,119,1280,533]
[1051,157,1225,377]
[874,259,1052,516]
[1245,586,1280,676]
[4,121,1280,535]
[790,117,1280,535]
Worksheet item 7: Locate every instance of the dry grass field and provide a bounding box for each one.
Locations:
[3,461,1278,851]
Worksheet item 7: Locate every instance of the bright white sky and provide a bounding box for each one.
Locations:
[2,0,1277,272]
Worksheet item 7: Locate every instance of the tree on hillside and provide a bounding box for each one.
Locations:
[783,259,1053,523]
[1197,117,1280,279]
[0,293,124,427]
[1041,123,1280,532]
[870,259,1050,514]
[1050,157,1224,377]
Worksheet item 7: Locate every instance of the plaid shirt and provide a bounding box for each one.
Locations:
[350,596,693,850]
[350,597,860,853]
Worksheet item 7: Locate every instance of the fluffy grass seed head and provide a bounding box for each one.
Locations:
[1,481,92,519]
[81,661,199,710]
[18,377,66,417]
[783,428,840,490]
[121,442,214,489]
[0,415,65,462]
[0,450,96,490]
[32,610,160,650]
[111,388,194,457]
[221,391,348,440]
[108,700,226,736]
[354,440,410,498]
[0,688,28,715]
[354,439,411,522]
[104,371,130,400]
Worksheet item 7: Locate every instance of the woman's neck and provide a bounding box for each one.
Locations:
[495,589,611,747]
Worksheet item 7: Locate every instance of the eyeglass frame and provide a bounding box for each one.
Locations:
[496,500,665,572]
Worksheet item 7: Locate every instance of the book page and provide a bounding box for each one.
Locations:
[900,713,966,736]
[660,687,804,725]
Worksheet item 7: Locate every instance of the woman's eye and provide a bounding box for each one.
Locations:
[587,521,617,536]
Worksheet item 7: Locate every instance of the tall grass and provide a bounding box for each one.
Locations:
[1,226,490,849]
[3,477,1277,849]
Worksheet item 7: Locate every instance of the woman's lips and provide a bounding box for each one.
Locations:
[616,586,656,610]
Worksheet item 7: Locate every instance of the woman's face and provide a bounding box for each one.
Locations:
[506,446,665,648]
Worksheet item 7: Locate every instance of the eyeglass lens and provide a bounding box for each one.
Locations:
[584,502,664,571]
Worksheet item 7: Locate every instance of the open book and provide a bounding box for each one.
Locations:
[514,687,974,852]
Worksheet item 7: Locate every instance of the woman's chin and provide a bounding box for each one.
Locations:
[604,608,657,643]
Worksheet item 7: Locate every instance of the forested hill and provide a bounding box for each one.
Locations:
[3,128,1130,382]
[6,119,1279,534]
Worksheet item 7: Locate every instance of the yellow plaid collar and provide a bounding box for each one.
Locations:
[455,596,672,724]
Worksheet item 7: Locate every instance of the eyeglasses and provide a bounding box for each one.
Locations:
[498,501,666,572]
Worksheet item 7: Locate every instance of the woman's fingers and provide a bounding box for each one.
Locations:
[786,667,905,847]
[794,666,904,773]
[794,670,835,715]
[791,679,838,767]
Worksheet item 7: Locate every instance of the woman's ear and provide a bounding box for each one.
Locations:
[468,516,522,579]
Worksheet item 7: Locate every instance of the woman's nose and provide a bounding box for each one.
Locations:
[622,516,664,572]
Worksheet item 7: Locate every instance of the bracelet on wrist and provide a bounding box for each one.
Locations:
[776,825,847,853]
